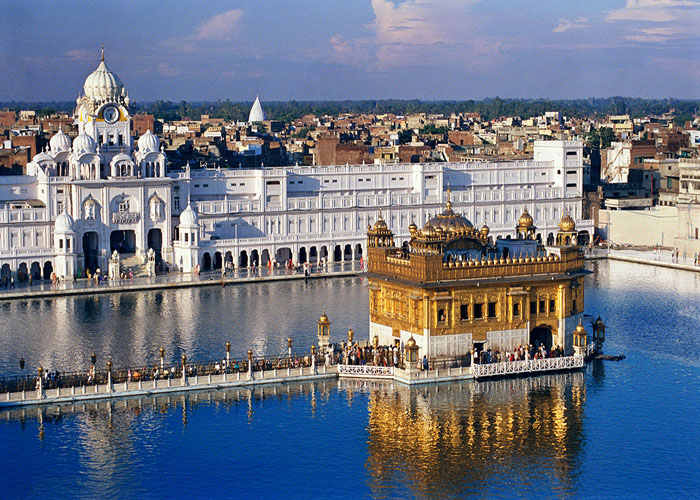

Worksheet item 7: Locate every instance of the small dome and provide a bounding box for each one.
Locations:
[480,223,490,237]
[111,152,132,164]
[248,94,266,123]
[73,132,97,155]
[518,208,534,228]
[55,210,75,233]
[559,212,576,232]
[319,310,329,323]
[373,212,388,231]
[32,151,54,164]
[83,52,124,102]
[138,129,160,153]
[179,202,199,227]
[575,319,586,334]
[406,336,416,347]
[50,130,72,153]
[409,221,418,234]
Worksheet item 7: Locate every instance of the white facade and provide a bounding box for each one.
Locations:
[171,140,592,271]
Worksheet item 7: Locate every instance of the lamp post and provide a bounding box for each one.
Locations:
[19,357,25,370]
[37,365,44,399]
[287,337,292,360]
[348,328,354,344]
[181,354,187,386]
[226,342,231,366]
[311,344,317,374]
[107,360,112,393]
[247,349,254,380]
[160,347,165,371]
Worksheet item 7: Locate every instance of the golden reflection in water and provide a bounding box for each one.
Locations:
[361,372,586,498]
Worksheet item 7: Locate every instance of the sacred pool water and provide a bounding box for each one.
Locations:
[1,260,699,498]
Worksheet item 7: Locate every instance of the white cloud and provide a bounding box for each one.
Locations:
[367,0,497,69]
[605,0,700,22]
[64,49,94,61]
[193,9,243,40]
[553,17,588,33]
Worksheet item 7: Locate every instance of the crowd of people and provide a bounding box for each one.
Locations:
[472,343,564,365]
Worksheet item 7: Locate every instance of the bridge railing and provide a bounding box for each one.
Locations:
[0,351,338,395]
[472,355,584,379]
[338,364,394,377]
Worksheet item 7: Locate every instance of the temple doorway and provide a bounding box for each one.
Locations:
[530,325,553,351]
[83,232,99,273]
[110,230,136,254]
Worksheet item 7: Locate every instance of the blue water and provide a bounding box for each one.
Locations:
[1,261,700,499]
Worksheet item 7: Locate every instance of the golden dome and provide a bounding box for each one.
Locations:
[373,211,388,231]
[559,212,576,232]
[421,208,473,235]
[518,208,534,228]
[319,309,329,323]
[408,221,418,234]
[406,336,416,347]
[575,319,586,334]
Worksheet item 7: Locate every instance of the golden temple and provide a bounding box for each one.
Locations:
[366,190,588,359]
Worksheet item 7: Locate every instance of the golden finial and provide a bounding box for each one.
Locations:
[101,43,104,61]
[445,184,452,210]
[378,207,383,220]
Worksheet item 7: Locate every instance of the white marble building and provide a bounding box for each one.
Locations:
[0,50,593,281]
[171,139,592,272]
[0,49,169,281]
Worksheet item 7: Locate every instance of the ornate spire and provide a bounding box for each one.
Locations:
[445,185,452,211]
[101,43,104,62]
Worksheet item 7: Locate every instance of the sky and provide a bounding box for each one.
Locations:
[0,0,698,102]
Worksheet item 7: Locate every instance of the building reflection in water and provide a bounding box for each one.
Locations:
[352,371,586,498]
[1,374,585,497]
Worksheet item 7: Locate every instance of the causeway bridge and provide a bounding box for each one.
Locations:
[0,346,594,408]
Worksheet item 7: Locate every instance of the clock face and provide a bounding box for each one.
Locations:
[103,105,119,124]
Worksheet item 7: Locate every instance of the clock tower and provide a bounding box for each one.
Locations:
[75,45,132,167]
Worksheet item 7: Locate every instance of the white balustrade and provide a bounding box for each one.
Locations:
[338,364,394,378]
[472,355,584,379]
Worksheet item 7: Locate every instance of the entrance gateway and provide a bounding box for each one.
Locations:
[530,325,553,351]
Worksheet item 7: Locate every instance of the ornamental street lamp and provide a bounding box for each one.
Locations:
[107,360,113,392]
[287,337,292,359]
[160,347,165,370]
[37,365,44,399]
[91,352,96,366]
[348,328,354,344]
[181,354,187,385]
[19,357,25,370]
[226,342,231,365]
[247,349,254,380]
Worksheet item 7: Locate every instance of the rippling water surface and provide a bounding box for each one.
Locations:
[1,261,700,499]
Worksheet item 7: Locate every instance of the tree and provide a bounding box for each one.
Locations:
[398,129,413,144]
[599,127,615,149]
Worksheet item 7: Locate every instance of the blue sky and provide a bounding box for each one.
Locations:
[0,0,698,101]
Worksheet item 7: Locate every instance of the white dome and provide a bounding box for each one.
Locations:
[111,152,132,164]
[179,203,199,227]
[32,151,54,164]
[138,129,160,153]
[50,130,72,153]
[248,94,266,123]
[73,132,97,155]
[55,210,75,233]
[83,56,124,103]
